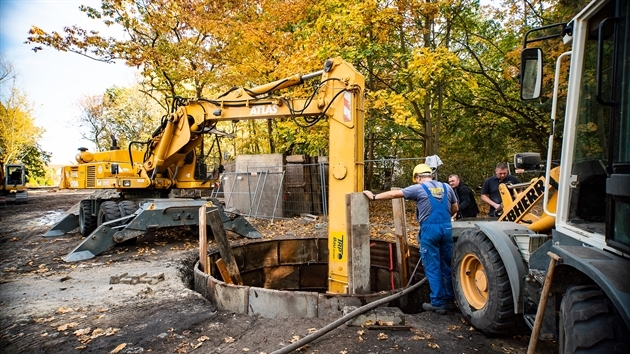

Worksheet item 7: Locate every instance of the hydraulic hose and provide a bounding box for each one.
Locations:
[271,266,427,354]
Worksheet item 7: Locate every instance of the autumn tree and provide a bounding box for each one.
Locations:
[0,55,49,178]
[25,0,594,190]
[75,85,162,151]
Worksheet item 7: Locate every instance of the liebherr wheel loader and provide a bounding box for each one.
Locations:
[451,1,630,352]
[47,57,366,295]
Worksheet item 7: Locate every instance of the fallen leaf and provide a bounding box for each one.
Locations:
[307,328,317,334]
[91,328,105,339]
[57,322,78,331]
[74,328,91,336]
[447,325,460,331]
[428,342,440,349]
[197,335,209,342]
[356,330,365,335]
[242,349,250,352]
[288,335,300,343]
[56,307,72,314]
[104,328,119,336]
[110,343,126,354]
[224,336,235,343]
[377,333,388,340]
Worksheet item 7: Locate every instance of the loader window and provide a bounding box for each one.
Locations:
[567,2,614,230]
[7,167,24,185]
[609,0,630,251]
[569,0,630,251]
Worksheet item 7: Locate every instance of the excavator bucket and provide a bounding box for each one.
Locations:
[46,198,261,262]
[44,213,79,237]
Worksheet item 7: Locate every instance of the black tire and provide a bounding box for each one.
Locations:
[453,229,520,336]
[559,285,630,353]
[97,201,122,226]
[79,200,97,236]
[118,200,139,217]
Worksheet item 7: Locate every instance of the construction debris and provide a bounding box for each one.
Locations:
[109,272,165,285]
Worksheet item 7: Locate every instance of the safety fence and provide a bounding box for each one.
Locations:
[212,157,428,220]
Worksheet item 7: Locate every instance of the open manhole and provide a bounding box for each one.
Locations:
[194,235,428,318]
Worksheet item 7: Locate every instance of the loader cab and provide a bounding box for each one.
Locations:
[5,164,26,187]
[566,0,630,254]
[522,0,630,255]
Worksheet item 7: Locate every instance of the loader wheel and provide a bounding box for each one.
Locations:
[559,285,630,353]
[79,200,97,236]
[97,201,122,226]
[453,229,519,336]
[118,200,139,217]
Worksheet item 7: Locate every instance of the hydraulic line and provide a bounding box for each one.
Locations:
[271,258,426,354]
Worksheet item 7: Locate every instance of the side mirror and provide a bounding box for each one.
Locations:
[520,48,543,100]
[514,152,542,170]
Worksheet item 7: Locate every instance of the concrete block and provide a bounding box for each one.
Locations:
[226,154,284,217]
[212,280,249,313]
[193,264,208,299]
[248,287,318,318]
[317,293,363,318]
[344,306,405,327]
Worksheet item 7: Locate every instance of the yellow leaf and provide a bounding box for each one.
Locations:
[110,343,126,354]
[74,327,91,336]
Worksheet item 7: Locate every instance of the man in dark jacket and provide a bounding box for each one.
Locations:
[448,174,479,219]
[480,163,520,217]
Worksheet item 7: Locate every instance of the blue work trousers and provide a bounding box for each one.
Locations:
[419,222,454,307]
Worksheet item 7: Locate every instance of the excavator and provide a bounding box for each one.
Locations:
[46,57,365,294]
[1,161,28,204]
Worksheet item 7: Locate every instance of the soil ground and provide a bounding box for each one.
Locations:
[0,189,557,354]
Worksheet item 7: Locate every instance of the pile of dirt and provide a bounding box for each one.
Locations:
[0,189,556,353]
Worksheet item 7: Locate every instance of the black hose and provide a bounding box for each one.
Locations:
[271,262,426,354]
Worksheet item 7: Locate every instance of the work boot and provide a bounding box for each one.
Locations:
[445,299,457,312]
[422,303,446,315]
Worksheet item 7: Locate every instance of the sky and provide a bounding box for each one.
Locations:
[0,0,138,165]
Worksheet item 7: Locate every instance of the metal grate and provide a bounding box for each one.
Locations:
[87,166,96,188]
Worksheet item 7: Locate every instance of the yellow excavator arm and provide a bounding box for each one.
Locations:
[59,57,365,293]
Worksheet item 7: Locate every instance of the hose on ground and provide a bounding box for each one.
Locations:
[271,263,427,354]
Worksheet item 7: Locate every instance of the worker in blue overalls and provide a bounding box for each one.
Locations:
[364,164,459,314]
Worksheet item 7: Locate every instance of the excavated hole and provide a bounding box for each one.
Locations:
[192,236,429,318]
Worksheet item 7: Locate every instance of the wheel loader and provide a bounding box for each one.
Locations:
[451,1,630,352]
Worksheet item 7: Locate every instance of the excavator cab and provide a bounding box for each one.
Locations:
[1,163,28,204]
